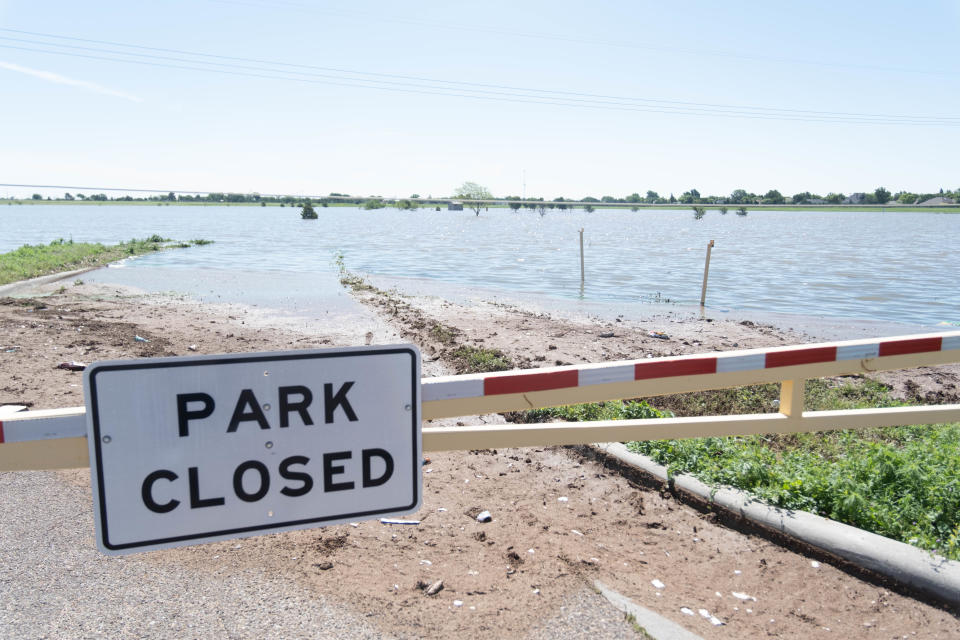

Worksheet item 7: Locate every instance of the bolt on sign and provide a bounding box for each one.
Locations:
[83,346,421,555]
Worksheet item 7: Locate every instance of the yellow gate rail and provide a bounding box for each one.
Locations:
[2,331,959,471]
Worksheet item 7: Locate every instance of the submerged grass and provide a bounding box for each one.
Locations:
[517,377,960,559]
[0,236,213,286]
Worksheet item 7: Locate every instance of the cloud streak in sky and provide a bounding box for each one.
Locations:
[0,60,142,102]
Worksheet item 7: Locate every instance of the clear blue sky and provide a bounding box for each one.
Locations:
[1,0,958,199]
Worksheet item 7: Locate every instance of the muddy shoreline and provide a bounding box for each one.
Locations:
[2,276,959,638]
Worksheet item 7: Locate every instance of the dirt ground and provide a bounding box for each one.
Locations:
[2,279,959,639]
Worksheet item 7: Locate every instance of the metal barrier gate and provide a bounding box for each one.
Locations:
[2,330,959,471]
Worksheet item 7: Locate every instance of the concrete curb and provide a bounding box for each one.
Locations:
[0,267,96,297]
[593,580,704,640]
[591,442,960,608]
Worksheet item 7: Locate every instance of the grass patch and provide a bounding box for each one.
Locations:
[517,378,960,559]
[515,399,667,423]
[429,323,457,344]
[623,613,653,638]
[649,377,901,418]
[451,345,513,373]
[0,236,210,286]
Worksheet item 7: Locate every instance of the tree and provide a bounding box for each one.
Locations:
[553,197,568,211]
[626,192,641,203]
[410,194,420,199]
[583,204,595,212]
[363,198,385,209]
[874,187,891,204]
[898,192,918,204]
[679,188,701,204]
[453,181,492,216]
[395,199,417,210]
[736,207,748,216]
[31,193,42,200]
[63,193,74,201]
[762,189,784,204]
[825,192,844,204]
[791,192,811,205]
[729,189,751,204]
[505,196,522,211]
[301,201,318,219]
[692,206,706,219]
[645,190,659,203]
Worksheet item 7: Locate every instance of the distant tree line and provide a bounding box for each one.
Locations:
[555,186,957,206]
[9,185,958,208]
[10,191,456,207]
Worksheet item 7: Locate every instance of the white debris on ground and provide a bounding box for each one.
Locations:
[698,609,725,626]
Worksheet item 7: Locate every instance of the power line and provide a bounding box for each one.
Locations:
[2,29,957,123]
[1,30,957,126]
[205,0,960,79]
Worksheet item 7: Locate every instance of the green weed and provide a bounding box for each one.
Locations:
[624,613,653,638]
[451,345,513,373]
[429,323,457,344]
[516,378,960,559]
[516,399,668,423]
[0,236,203,285]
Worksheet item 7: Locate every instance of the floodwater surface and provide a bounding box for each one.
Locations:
[2,204,957,330]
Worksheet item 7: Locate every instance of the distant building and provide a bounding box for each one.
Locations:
[447,202,464,211]
[843,193,867,204]
[918,196,955,206]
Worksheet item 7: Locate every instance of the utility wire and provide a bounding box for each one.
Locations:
[205,0,959,79]
[1,43,954,126]
[1,30,958,126]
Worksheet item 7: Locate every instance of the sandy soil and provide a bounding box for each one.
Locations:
[2,278,959,639]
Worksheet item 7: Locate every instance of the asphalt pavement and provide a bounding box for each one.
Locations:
[0,470,390,639]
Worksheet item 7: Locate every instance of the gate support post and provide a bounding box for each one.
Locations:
[780,379,805,419]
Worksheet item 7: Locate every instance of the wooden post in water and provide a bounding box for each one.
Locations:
[579,228,585,287]
[700,239,715,307]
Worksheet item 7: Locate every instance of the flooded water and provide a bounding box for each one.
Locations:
[2,204,957,330]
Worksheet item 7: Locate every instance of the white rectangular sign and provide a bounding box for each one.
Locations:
[83,345,421,555]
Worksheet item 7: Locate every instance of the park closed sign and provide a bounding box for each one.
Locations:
[83,345,421,555]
